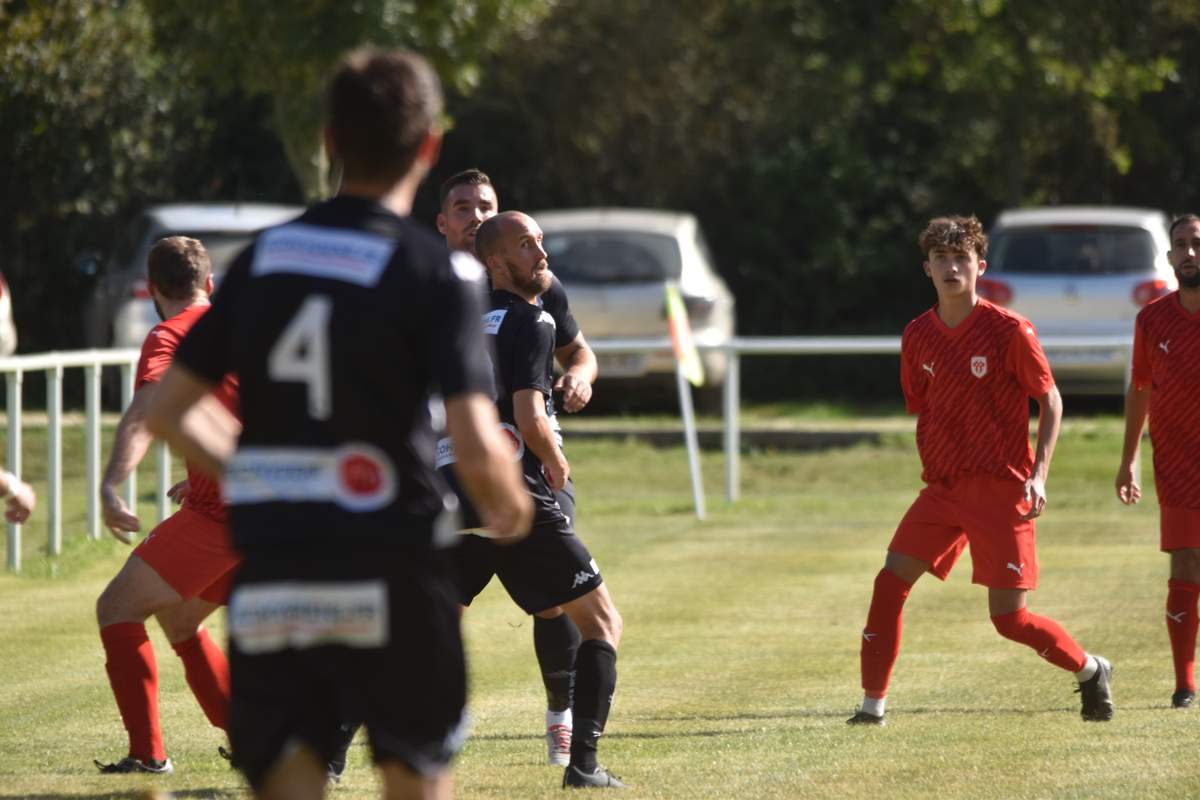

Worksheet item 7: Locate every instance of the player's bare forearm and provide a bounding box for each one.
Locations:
[101,385,157,492]
[1118,383,1150,470]
[1030,386,1063,483]
[1115,382,1150,504]
[445,393,532,540]
[554,334,596,413]
[513,388,569,490]
[144,365,232,478]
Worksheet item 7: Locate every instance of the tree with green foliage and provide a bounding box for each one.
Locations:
[144,0,555,199]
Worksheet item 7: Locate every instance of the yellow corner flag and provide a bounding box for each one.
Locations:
[665,284,705,387]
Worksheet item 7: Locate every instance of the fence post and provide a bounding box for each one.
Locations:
[47,364,63,556]
[6,370,22,572]
[723,343,740,503]
[85,364,101,540]
[120,362,136,514]
[156,441,170,522]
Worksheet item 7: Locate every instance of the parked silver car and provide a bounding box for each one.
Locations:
[982,206,1175,394]
[82,203,303,349]
[533,208,736,387]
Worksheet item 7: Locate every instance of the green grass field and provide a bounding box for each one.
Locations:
[1,417,1197,799]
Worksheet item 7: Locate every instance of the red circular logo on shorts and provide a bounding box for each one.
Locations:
[340,454,382,496]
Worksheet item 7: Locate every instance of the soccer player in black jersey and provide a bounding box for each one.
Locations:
[437,168,598,765]
[145,48,531,800]
[453,210,624,789]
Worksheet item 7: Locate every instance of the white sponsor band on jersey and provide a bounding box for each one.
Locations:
[436,423,525,469]
[482,309,508,335]
[230,580,388,653]
[253,223,395,286]
[224,442,398,512]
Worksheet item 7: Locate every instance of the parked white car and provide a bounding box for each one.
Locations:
[532,208,736,387]
[82,203,303,350]
[982,206,1175,394]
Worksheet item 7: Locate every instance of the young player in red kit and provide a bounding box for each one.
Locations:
[1116,213,1200,709]
[94,236,241,773]
[849,215,1113,725]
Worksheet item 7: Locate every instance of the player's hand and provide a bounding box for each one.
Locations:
[167,480,190,504]
[4,480,35,524]
[100,485,140,545]
[554,373,592,413]
[484,490,534,544]
[542,454,569,493]
[1019,476,1047,521]
[1115,463,1141,505]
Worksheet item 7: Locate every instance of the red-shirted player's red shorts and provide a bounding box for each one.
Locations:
[1161,506,1200,552]
[888,474,1039,590]
[133,506,239,604]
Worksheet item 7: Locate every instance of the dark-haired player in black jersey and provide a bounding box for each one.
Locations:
[436,168,598,766]
[443,210,623,789]
[145,48,531,800]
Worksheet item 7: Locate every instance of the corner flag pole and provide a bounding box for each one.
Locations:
[666,284,706,520]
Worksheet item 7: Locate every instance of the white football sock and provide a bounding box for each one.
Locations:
[861,696,886,717]
[1075,655,1099,682]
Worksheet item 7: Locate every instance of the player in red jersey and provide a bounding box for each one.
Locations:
[848,215,1112,725]
[94,236,241,774]
[1116,213,1200,709]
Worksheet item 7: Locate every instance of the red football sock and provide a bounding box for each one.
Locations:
[1166,579,1200,692]
[860,569,913,698]
[171,627,231,731]
[991,607,1087,672]
[100,622,165,762]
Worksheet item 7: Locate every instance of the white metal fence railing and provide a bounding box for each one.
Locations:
[0,349,172,572]
[1,338,1133,570]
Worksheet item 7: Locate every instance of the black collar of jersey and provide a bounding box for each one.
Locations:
[490,288,541,310]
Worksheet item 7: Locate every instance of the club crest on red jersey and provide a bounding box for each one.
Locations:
[970,355,988,378]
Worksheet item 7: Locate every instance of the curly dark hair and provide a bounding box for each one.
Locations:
[918,215,987,259]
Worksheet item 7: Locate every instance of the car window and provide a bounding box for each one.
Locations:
[989,225,1157,275]
[542,230,682,283]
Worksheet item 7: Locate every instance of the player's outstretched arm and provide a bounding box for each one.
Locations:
[513,387,570,491]
[99,385,159,543]
[446,393,532,541]
[0,469,35,524]
[1021,385,1063,521]
[1116,382,1150,505]
[554,332,597,413]
[144,364,240,479]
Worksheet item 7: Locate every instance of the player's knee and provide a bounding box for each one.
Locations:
[95,582,124,627]
[990,608,1027,641]
[1171,548,1200,582]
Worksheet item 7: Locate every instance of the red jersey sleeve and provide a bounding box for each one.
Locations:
[1004,320,1055,398]
[899,332,924,415]
[135,326,181,388]
[1130,317,1153,390]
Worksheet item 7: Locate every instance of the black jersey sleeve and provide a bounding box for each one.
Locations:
[508,312,556,396]
[541,276,580,349]
[175,250,252,384]
[428,254,494,399]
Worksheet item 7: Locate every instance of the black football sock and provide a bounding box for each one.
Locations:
[569,639,617,771]
[534,614,582,712]
[327,720,359,778]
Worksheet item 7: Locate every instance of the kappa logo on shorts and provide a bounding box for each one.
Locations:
[1005,561,1024,577]
[1168,610,1187,623]
[922,361,935,377]
[571,570,594,588]
[862,631,877,642]
[1159,340,1171,354]
[970,355,988,378]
